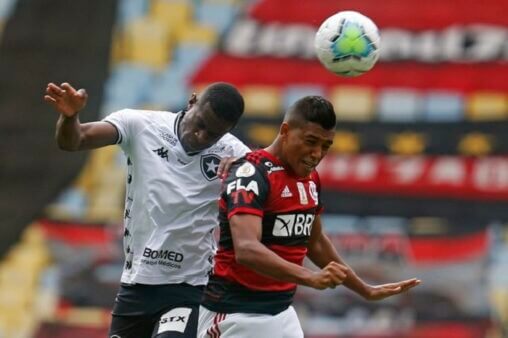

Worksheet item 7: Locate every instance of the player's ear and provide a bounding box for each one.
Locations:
[187,93,198,109]
[280,122,290,139]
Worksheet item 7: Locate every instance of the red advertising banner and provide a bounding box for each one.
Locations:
[317,155,508,201]
[250,0,508,28]
[192,0,508,91]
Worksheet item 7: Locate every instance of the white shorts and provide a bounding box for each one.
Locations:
[198,305,304,338]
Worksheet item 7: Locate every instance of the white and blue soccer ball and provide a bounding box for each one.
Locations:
[314,11,380,77]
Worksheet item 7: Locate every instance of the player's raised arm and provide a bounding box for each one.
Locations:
[230,213,348,290]
[307,214,421,300]
[44,82,118,151]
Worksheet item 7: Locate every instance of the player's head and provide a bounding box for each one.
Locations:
[277,96,336,177]
[180,82,244,152]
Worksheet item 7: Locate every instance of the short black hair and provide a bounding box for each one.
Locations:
[285,96,336,130]
[198,82,244,124]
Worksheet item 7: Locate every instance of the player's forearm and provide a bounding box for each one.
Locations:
[235,241,315,287]
[55,114,83,151]
[308,233,370,296]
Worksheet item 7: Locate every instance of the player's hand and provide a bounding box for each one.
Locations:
[44,82,88,118]
[308,262,349,290]
[218,157,238,179]
[362,278,421,301]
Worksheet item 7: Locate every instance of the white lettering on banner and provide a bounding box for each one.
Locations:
[318,155,508,198]
[223,19,508,62]
[226,179,259,195]
[356,155,379,181]
[224,19,316,59]
[473,158,508,190]
[429,157,465,185]
[318,155,378,181]
[389,157,425,184]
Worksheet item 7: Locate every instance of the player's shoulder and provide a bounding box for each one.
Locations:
[206,133,249,157]
[218,133,248,150]
[229,149,273,177]
[106,108,176,123]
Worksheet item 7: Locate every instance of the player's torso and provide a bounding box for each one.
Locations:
[216,150,321,291]
[121,111,245,285]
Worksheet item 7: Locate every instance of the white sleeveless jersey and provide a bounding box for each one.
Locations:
[103,109,250,285]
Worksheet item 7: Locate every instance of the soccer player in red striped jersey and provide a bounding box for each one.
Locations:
[198,96,421,338]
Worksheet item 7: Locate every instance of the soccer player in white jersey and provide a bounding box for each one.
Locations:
[44,81,250,338]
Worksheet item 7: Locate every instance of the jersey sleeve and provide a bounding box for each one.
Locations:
[102,109,144,150]
[223,160,269,219]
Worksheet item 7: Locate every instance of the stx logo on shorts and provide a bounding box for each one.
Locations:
[272,214,315,237]
[158,308,192,334]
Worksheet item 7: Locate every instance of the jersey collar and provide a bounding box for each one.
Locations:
[174,111,202,157]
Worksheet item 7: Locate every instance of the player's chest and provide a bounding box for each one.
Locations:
[134,132,226,182]
[264,174,319,212]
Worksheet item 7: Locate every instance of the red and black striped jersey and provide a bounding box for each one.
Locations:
[203,149,323,314]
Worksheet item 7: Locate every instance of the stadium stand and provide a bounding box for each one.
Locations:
[0,0,507,337]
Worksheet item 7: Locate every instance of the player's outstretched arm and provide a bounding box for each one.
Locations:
[44,82,118,151]
[307,215,421,300]
[230,214,348,290]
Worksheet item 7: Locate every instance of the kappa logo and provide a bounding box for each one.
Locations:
[201,154,222,181]
[153,147,169,161]
[281,185,293,198]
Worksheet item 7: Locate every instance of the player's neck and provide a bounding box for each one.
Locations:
[264,142,288,167]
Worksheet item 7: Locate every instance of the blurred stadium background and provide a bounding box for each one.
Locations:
[0,0,507,337]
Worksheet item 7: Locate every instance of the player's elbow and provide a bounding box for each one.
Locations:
[57,141,76,151]
[56,135,83,151]
[234,242,259,266]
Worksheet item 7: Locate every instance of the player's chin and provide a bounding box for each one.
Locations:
[296,164,314,177]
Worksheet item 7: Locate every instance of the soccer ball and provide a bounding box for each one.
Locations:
[314,11,380,77]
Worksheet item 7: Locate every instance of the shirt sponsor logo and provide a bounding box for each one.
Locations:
[143,248,184,262]
[141,248,184,269]
[158,130,178,147]
[272,213,315,237]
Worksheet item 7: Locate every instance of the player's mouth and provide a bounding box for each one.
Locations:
[302,160,317,171]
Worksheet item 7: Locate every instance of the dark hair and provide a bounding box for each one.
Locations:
[198,82,244,124]
[285,96,336,130]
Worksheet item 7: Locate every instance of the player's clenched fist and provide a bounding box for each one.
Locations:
[307,261,349,290]
[44,82,88,117]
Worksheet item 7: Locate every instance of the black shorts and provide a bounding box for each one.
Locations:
[108,283,203,338]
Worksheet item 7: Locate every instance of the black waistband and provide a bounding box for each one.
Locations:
[201,276,296,315]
